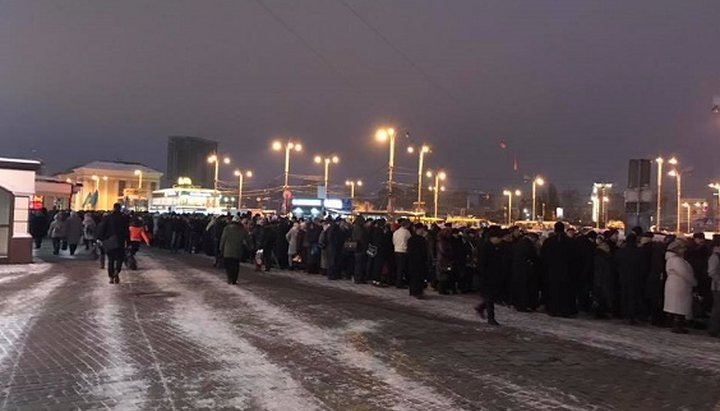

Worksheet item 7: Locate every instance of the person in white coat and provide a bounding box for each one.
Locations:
[664,239,697,334]
[285,222,300,269]
[64,212,83,255]
[707,237,720,337]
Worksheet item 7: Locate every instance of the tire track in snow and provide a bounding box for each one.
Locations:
[142,268,327,411]
[175,266,474,411]
[0,263,51,285]
[256,263,720,375]
[90,272,150,410]
[165,256,603,411]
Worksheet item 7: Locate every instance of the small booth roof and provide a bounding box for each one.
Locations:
[0,157,42,171]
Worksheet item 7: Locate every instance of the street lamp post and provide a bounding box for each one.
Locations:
[532,176,544,221]
[408,144,431,208]
[345,180,362,199]
[427,170,446,219]
[234,170,253,209]
[709,183,720,232]
[207,154,231,192]
[682,202,691,234]
[655,157,664,231]
[208,154,230,209]
[503,189,522,226]
[668,167,682,234]
[376,127,397,213]
[272,140,303,190]
[314,154,339,196]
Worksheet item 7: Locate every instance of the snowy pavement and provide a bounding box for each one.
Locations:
[0,247,719,410]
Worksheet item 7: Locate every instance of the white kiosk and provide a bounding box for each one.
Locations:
[0,157,41,263]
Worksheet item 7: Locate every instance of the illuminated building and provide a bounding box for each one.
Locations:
[0,157,42,263]
[56,161,162,211]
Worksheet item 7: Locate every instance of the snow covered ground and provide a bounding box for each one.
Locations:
[0,250,717,410]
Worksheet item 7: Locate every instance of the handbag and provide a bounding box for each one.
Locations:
[103,235,120,251]
[366,244,378,258]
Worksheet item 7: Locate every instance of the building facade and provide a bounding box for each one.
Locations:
[0,157,41,263]
[56,161,163,211]
[166,136,218,189]
[33,176,77,210]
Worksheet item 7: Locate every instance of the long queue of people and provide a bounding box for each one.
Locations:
[29,206,720,336]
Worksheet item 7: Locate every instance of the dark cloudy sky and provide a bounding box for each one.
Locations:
[1,0,719,195]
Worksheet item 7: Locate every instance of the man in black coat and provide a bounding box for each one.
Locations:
[351,216,370,283]
[646,236,669,326]
[615,233,647,324]
[576,231,597,312]
[475,227,505,326]
[541,222,577,317]
[407,223,429,298]
[275,218,291,269]
[512,233,540,312]
[686,232,711,315]
[97,203,129,284]
[29,208,50,249]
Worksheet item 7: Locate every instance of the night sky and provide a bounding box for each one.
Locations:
[2,0,720,196]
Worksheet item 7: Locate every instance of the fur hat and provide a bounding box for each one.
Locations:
[666,239,687,254]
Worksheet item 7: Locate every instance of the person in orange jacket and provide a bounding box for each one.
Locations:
[129,217,151,256]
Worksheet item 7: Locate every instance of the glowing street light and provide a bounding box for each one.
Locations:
[376,127,397,213]
[532,176,544,221]
[272,139,303,190]
[345,179,362,199]
[234,169,253,209]
[427,170,447,219]
[709,182,720,232]
[682,202,692,234]
[408,144,431,209]
[314,154,339,195]
[503,189,522,226]
[668,167,682,234]
[655,157,664,231]
[207,154,231,192]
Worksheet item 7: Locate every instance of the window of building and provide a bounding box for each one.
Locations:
[150,182,158,192]
[13,196,29,237]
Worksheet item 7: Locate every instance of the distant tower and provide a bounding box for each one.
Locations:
[166,136,218,188]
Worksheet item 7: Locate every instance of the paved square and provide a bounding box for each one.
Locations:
[1,246,719,410]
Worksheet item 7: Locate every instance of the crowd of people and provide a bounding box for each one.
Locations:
[29,206,720,336]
